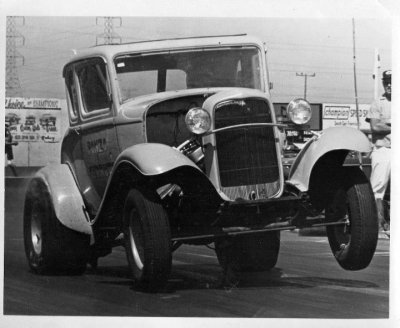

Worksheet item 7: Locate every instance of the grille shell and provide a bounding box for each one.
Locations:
[214,99,281,200]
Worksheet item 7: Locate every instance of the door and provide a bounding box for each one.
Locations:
[75,57,120,214]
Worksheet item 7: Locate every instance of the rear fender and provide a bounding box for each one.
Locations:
[287,127,371,192]
[26,164,93,236]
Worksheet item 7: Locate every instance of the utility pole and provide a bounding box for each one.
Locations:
[96,17,122,45]
[296,72,315,100]
[6,16,25,97]
[352,18,360,130]
[373,48,381,100]
[352,17,363,170]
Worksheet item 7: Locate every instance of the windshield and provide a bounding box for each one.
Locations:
[114,47,262,102]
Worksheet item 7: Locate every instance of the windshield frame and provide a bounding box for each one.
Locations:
[113,45,266,104]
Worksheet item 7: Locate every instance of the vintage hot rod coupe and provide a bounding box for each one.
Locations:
[24,35,378,291]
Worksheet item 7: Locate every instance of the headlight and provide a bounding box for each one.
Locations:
[185,108,211,135]
[287,98,312,125]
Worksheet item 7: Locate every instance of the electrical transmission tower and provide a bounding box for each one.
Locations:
[6,16,25,97]
[96,17,122,45]
[296,72,316,100]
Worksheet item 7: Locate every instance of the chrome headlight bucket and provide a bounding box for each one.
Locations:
[185,107,211,135]
[287,98,312,125]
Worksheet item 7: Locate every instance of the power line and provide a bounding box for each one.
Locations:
[271,68,372,76]
[268,41,391,53]
[271,61,372,73]
[23,23,98,40]
[272,82,373,93]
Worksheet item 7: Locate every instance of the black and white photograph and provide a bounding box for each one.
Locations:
[1,0,399,327]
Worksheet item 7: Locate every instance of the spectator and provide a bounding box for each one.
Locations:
[5,123,18,176]
[366,70,391,236]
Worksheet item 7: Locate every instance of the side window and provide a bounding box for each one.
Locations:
[76,59,110,113]
[65,67,79,120]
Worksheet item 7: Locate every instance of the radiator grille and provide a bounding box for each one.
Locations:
[214,99,280,199]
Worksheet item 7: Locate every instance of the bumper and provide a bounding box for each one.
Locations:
[172,195,303,243]
[216,195,301,227]
[171,195,348,243]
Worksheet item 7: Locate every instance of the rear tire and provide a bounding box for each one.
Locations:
[326,167,378,270]
[215,231,280,272]
[123,188,172,292]
[23,179,89,275]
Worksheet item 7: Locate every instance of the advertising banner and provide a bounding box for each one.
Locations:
[322,103,370,130]
[5,97,62,143]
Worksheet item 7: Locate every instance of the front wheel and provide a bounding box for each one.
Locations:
[123,188,172,292]
[326,168,378,270]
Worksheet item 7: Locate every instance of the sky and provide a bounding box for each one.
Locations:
[3,2,394,105]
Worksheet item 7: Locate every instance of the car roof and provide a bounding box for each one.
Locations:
[64,34,265,69]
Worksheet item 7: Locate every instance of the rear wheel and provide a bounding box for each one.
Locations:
[123,188,172,291]
[215,231,280,273]
[23,179,89,274]
[326,167,378,270]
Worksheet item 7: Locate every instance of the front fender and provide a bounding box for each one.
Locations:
[30,164,93,236]
[92,143,223,227]
[287,127,371,192]
[114,143,202,176]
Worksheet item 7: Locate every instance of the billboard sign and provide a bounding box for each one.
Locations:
[5,97,62,143]
[322,103,370,130]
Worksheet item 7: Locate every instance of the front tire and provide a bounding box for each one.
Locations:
[23,179,89,274]
[326,167,378,270]
[123,188,172,292]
